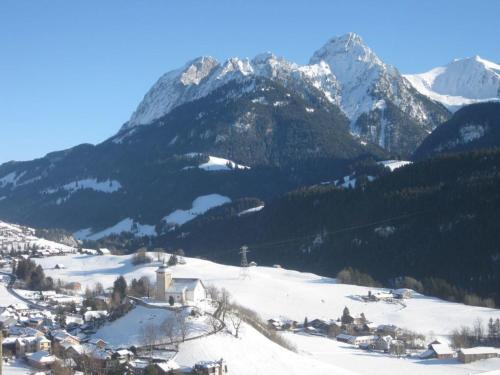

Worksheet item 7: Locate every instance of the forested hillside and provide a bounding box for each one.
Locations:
[159,149,500,304]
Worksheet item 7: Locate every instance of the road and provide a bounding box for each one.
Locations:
[0,270,56,311]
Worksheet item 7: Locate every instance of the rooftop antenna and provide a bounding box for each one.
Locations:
[239,245,250,280]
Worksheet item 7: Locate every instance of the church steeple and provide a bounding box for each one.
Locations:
[155,261,172,301]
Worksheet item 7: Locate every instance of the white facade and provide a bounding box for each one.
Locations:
[155,265,206,305]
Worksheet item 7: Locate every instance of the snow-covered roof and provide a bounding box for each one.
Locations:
[336,334,355,340]
[27,351,56,363]
[459,346,499,355]
[156,360,180,371]
[195,360,225,369]
[129,359,149,369]
[115,349,133,356]
[431,343,454,356]
[167,278,203,293]
[84,310,108,321]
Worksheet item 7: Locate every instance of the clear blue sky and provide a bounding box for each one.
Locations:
[1,0,499,163]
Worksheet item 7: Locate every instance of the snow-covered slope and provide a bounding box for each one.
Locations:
[404,56,500,110]
[162,194,231,226]
[0,220,77,254]
[74,218,157,241]
[33,253,500,375]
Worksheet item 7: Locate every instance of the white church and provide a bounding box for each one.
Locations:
[155,262,206,305]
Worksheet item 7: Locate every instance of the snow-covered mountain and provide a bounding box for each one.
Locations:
[404,56,500,111]
[123,33,450,154]
[125,53,341,130]
[310,33,450,152]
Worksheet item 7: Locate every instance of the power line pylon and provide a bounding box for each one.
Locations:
[239,245,250,279]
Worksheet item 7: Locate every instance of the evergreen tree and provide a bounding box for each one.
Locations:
[112,276,128,304]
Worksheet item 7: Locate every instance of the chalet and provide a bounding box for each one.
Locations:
[267,318,297,331]
[9,326,44,337]
[336,333,355,343]
[388,340,406,356]
[63,343,84,360]
[155,360,180,374]
[336,334,377,346]
[374,335,393,351]
[15,335,51,355]
[419,343,454,359]
[376,324,402,338]
[84,310,108,322]
[193,359,228,375]
[393,288,413,299]
[128,359,150,375]
[309,319,331,334]
[0,315,18,328]
[65,313,84,326]
[98,248,111,255]
[112,349,134,364]
[51,329,80,356]
[82,345,114,375]
[2,336,18,356]
[458,347,499,363]
[26,350,56,369]
[89,338,108,350]
[267,318,283,330]
[82,248,98,255]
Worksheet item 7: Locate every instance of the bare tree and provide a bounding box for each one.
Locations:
[206,284,220,303]
[94,281,104,296]
[219,288,231,321]
[161,315,177,344]
[473,318,484,342]
[228,310,243,338]
[176,310,189,342]
[207,314,222,332]
[141,322,159,356]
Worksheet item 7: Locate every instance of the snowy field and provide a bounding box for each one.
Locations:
[93,305,211,348]
[0,275,22,307]
[3,359,32,375]
[28,253,500,374]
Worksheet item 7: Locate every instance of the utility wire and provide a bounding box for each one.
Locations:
[192,209,430,258]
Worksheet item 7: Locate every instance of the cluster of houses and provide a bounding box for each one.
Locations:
[0,254,226,374]
[0,293,227,374]
[0,222,78,258]
[268,306,500,364]
[357,288,414,303]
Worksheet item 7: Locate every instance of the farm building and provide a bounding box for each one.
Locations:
[419,343,454,359]
[458,347,499,363]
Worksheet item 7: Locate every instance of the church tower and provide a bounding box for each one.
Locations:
[155,263,172,301]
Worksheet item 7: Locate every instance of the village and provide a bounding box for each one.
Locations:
[0,221,499,375]
[0,224,230,375]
